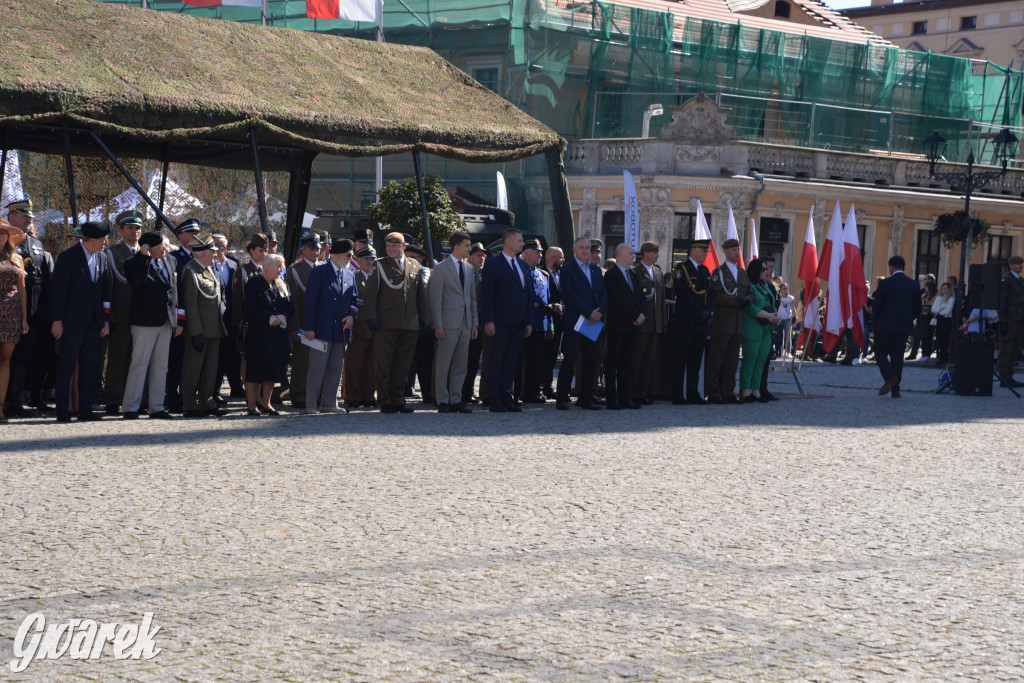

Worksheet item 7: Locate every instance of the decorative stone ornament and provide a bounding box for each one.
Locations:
[659,93,737,142]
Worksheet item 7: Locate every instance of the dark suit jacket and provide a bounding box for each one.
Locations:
[244,276,294,363]
[171,246,193,289]
[18,234,53,320]
[671,258,714,331]
[481,252,532,327]
[872,271,922,337]
[560,258,607,329]
[214,256,238,328]
[51,243,110,329]
[125,252,178,328]
[604,265,645,332]
[305,262,359,342]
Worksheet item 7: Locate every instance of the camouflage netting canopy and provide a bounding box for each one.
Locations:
[0,0,565,170]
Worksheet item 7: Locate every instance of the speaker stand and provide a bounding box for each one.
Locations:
[993,369,1022,398]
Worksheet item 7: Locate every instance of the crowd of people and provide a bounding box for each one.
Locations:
[1,193,1022,422]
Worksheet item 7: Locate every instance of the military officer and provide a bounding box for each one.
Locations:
[475,239,504,406]
[286,233,321,409]
[706,238,751,404]
[344,245,378,409]
[166,217,202,412]
[540,246,564,399]
[669,239,714,405]
[5,196,55,416]
[180,234,228,417]
[997,254,1024,387]
[266,230,280,255]
[630,241,666,405]
[518,239,553,403]
[102,209,143,414]
[362,232,428,413]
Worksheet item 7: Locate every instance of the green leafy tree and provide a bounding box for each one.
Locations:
[367,175,465,247]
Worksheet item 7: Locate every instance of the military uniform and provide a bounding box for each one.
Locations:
[362,253,428,410]
[519,259,554,402]
[166,218,201,412]
[669,256,714,403]
[286,257,317,408]
[180,249,227,414]
[998,268,1024,381]
[344,265,377,407]
[706,260,751,402]
[103,237,140,411]
[632,258,666,403]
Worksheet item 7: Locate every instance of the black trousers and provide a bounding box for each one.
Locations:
[55,323,101,417]
[604,327,637,406]
[216,330,244,396]
[557,329,600,404]
[520,329,547,399]
[8,313,53,407]
[462,333,483,401]
[166,333,185,411]
[874,332,908,387]
[487,324,525,406]
[670,326,707,402]
[541,323,562,393]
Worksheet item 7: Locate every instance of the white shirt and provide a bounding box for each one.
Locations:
[617,264,633,290]
[80,242,98,282]
[724,260,739,280]
[576,258,590,286]
[504,252,524,287]
[643,263,655,280]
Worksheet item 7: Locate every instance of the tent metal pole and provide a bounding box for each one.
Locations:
[250,127,270,235]
[88,131,176,231]
[0,129,8,201]
[412,150,434,262]
[63,120,80,228]
[157,153,170,228]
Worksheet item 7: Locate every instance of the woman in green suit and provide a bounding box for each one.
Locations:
[740,258,781,403]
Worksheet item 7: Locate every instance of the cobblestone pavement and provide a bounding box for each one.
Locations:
[2,361,1023,680]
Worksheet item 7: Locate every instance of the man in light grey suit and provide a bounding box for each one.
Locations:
[429,231,478,413]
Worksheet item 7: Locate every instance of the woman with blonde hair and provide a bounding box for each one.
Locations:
[243,253,293,415]
[0,220,30,423]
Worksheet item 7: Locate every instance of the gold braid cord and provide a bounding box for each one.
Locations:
[678,263,707,298]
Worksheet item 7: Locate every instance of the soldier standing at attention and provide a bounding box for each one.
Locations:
[631,241,665,405]
[286,233,322,410]
[705,238,751,404]
[233,233,268,407]
[344,245,378,409]
[103,210,143,415]
[669,239,714,405]
[363,232,427,414]
[180,234,228,417]
[997,255,1024,387]
[166,218,202,413]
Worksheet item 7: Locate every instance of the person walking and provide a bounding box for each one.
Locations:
[872,255,922,398]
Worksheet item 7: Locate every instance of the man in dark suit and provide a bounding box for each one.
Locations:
[603,243,646,410]
[165,217,202,412]
[872,255,922,398]
[540,246,564,399]
[51,221,112,422]
[212,233,242,401]
[556,236,607,410]
[122,231,182,419]
[304,238,359,413]
[481,227,533,412]
[669,238,714,405]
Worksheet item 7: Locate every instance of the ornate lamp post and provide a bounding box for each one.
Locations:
[923,128,1019,361]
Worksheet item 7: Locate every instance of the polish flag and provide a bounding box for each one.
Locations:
[726,201,743,269]
[816,201,846,353]
[694,200,719,271]
[797,205,820,332]
[841,204,868,349]
[183,0,262,6]
[748,218,759,261]
[307,0,381,22]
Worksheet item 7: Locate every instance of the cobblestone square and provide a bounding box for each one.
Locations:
[1,363,1022,680]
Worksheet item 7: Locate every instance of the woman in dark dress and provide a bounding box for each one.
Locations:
[244,253,293,415]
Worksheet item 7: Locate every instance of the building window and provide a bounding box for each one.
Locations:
[988,235,1013,273]
[600,210,625,255]
[961,15,977,30]
[912,21,927,34]
[774,1,790,18]
[671,212,709,267]
[470,66,501,94]
[915,229,941,280]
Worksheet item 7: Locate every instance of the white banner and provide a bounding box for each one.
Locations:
[496,171,508,210]
[623,170,640,251]
[1,150,24,215]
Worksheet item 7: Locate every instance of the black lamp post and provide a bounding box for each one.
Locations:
[923,127,1019,363]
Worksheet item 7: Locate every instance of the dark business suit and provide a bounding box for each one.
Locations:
[8,233,53,412]
[541,266,563,396]
[670,258,714,403]
[166,246,193,411]
[556,258,607,406]
[604,265,645,407]
[872,270,922,392]
[51,243,110,418]
[481,252,532,408]
[213,255,243,397]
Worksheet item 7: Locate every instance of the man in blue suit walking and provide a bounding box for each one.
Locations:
[872,255,922,398]
[556,236,607,410]
[481,227,533,412]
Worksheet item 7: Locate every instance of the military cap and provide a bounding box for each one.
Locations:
[188,233,217,252]
[298,233,322,250]
[401,233,417,247]
[314,229,331,241]
[115,209,145,228]
[469,242,486,255]
[590,239,603,252]
[522,239,542,252]
[690,238,710,250]
[80,221,111,239]
[404,243,428,259]
[174,218,202,236]
[640,240,660,254]
[330,238,354,255]
[4,196,33,218]
[355,246,376,259]
[266,230,279,244]
[247,232,269,250]
[385,232,405,244]
[721,238,740,249]
[138,231,164,249]
[486,239,503,255]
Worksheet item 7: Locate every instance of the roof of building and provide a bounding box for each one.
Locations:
[0,0,564,169]
[843,0,1014,18]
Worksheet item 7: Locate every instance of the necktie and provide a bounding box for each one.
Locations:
[458,260,465,288]
[90,254,97,283]
[626,270,634,292]
[511,257,523,288]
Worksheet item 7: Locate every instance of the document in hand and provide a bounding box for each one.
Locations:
[299,333,328,353]
[574,315,604,342]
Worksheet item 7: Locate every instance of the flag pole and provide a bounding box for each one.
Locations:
[261,0,267,25]
[374,0,384,199]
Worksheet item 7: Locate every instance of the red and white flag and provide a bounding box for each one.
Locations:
[798,206,820,332]
[816,201,846,353]
[841,204,868,349]
[694,200,719,271]
[726,201,744,269]
[748,217,759,261]
[307,0,381,22]
[183,0,262,6]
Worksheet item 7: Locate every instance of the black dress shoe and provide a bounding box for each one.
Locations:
[123,412,139,420]
[29,401,54,412]
[688,397,706,405]
[455,404,473,414]
[489,403,508,413]
[707,396,725,405]
[380,405,396,414]
[7,405,35,418]
[438,403,452,413]
[763,392,780,401]
[672,399,688,405]
[580,402,602,410]
[149,410,174,420]
[641,398,654,406]
[105,405,121,416]
[78,412,102,421]
[593,397,606,406]
[724,396,744,405]
[891,387,901,398]
[398,405,415,414]
[605,402,623,410]
[246,408,263,417]
[213,394,228,406]
[757,395,771,403]
[523,394,546,404]
[622,400,642,409]
[556,401,570,411]
[56,412,71,424]
[542,388,556,399]
[467,396,480,404]
[182,410,205,418]
[204,408,229,417]
[504,403,522,413]
[742,395,757,403]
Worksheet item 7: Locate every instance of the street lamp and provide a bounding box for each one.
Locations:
[923,127,1019,369]
[641,103,664,139]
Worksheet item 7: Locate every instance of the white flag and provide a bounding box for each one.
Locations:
[496,171,508,211]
